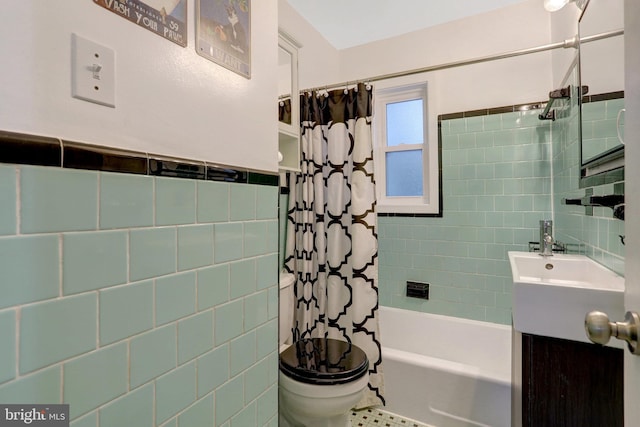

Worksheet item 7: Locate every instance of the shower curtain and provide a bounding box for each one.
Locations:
[284,83,384,407]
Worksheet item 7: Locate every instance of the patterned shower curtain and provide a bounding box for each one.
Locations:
[284,83,384,407]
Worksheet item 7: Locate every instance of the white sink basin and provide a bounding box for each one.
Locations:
[508,251,625,347]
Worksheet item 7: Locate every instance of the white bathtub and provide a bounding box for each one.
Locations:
[379,306,512,427]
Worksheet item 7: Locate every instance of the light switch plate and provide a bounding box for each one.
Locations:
[71,33,115,107]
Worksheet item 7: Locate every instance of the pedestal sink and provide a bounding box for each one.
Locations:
[508,251,625,348]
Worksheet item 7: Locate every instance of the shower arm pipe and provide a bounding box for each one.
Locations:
[301,28,624,94]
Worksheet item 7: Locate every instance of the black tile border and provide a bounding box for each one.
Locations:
[582,90,624,104]
[64,142,148,175]
[0,130,62,167]
[437,91,624,122]
[377,212,442,218]
[437,100,547,122]
[149,158,206,180]
[0,130,278,186]
[248,172,278,186]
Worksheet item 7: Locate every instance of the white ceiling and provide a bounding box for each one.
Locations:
[286,0,531,49]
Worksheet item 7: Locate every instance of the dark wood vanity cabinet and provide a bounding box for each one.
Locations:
[521,333,623,427]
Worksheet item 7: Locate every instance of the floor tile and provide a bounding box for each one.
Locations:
[350,408,432,427]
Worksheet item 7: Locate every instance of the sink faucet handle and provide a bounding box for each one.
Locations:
[539,220,554,256]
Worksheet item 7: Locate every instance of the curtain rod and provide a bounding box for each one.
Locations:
[301,29,623,94]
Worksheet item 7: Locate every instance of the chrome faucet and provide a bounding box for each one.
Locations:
[539,220,554,257]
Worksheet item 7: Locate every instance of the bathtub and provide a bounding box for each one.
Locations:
[379,306,512,427]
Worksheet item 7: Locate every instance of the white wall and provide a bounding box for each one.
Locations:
[0,0,278,172]
[280,0,557,187]
[277,0,341,91]
[278,0,558,199]
[549,2,580,88]
[338,0,553,113]
[278,0,556,115]
[578,0,624,94]
[550,0,624,92]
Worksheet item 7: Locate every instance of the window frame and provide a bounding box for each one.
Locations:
[373,81,441,215]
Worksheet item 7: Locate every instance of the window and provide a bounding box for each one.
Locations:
[373,82,441,215]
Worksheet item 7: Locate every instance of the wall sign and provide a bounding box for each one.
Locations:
[196,0,251,79]
[94,0,187,47]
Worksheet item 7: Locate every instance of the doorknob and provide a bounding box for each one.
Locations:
[585,310,640,355]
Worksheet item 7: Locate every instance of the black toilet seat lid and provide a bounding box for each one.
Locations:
[279,338,369,385]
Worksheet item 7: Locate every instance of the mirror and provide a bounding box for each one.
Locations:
[278,45,292,125]
[578,0,624,186]
[278,32,299,131]
[278,32,301,171]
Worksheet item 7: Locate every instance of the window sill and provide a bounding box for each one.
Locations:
[376,203,442,216]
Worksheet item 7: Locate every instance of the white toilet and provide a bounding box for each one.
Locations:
[278,272,370,427]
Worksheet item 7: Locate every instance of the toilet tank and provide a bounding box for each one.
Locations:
[279,271,296,348]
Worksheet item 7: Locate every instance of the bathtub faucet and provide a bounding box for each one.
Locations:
[539,220,554,257]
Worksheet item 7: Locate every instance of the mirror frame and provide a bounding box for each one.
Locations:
[577,0,625,188]
[277,30,301,172]
[278,31,300,137]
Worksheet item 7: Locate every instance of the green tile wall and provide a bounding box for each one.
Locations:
[0,366,61,404]
[214,223,244,263]
[379,109,552,325]
[130,228,177,281]
[155,361,196,424]
[552,93,625,275]
[230,185,256,221]
[98,383,154,427]
[177,393,214,427]
[63,343,128,418]
[20,167,98,233]
[63,231,128,295]
[0,235,59,308]
[380,94,626,324]
[0,311,15,383]
[0,165,279,426]
[100,172,154,229]
[20,293,97,374]
[178,224,214,271]
[130,325,177,388]
[99,280,154,345]
[215,376,244,426]
[155,177,197,226]
[279,193,288,269]
[177,311,214,364]
[581,98,625,163]
[0,165,16,235]
[155,272,197,326]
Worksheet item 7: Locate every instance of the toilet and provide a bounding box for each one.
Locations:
[278,272,370,427]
